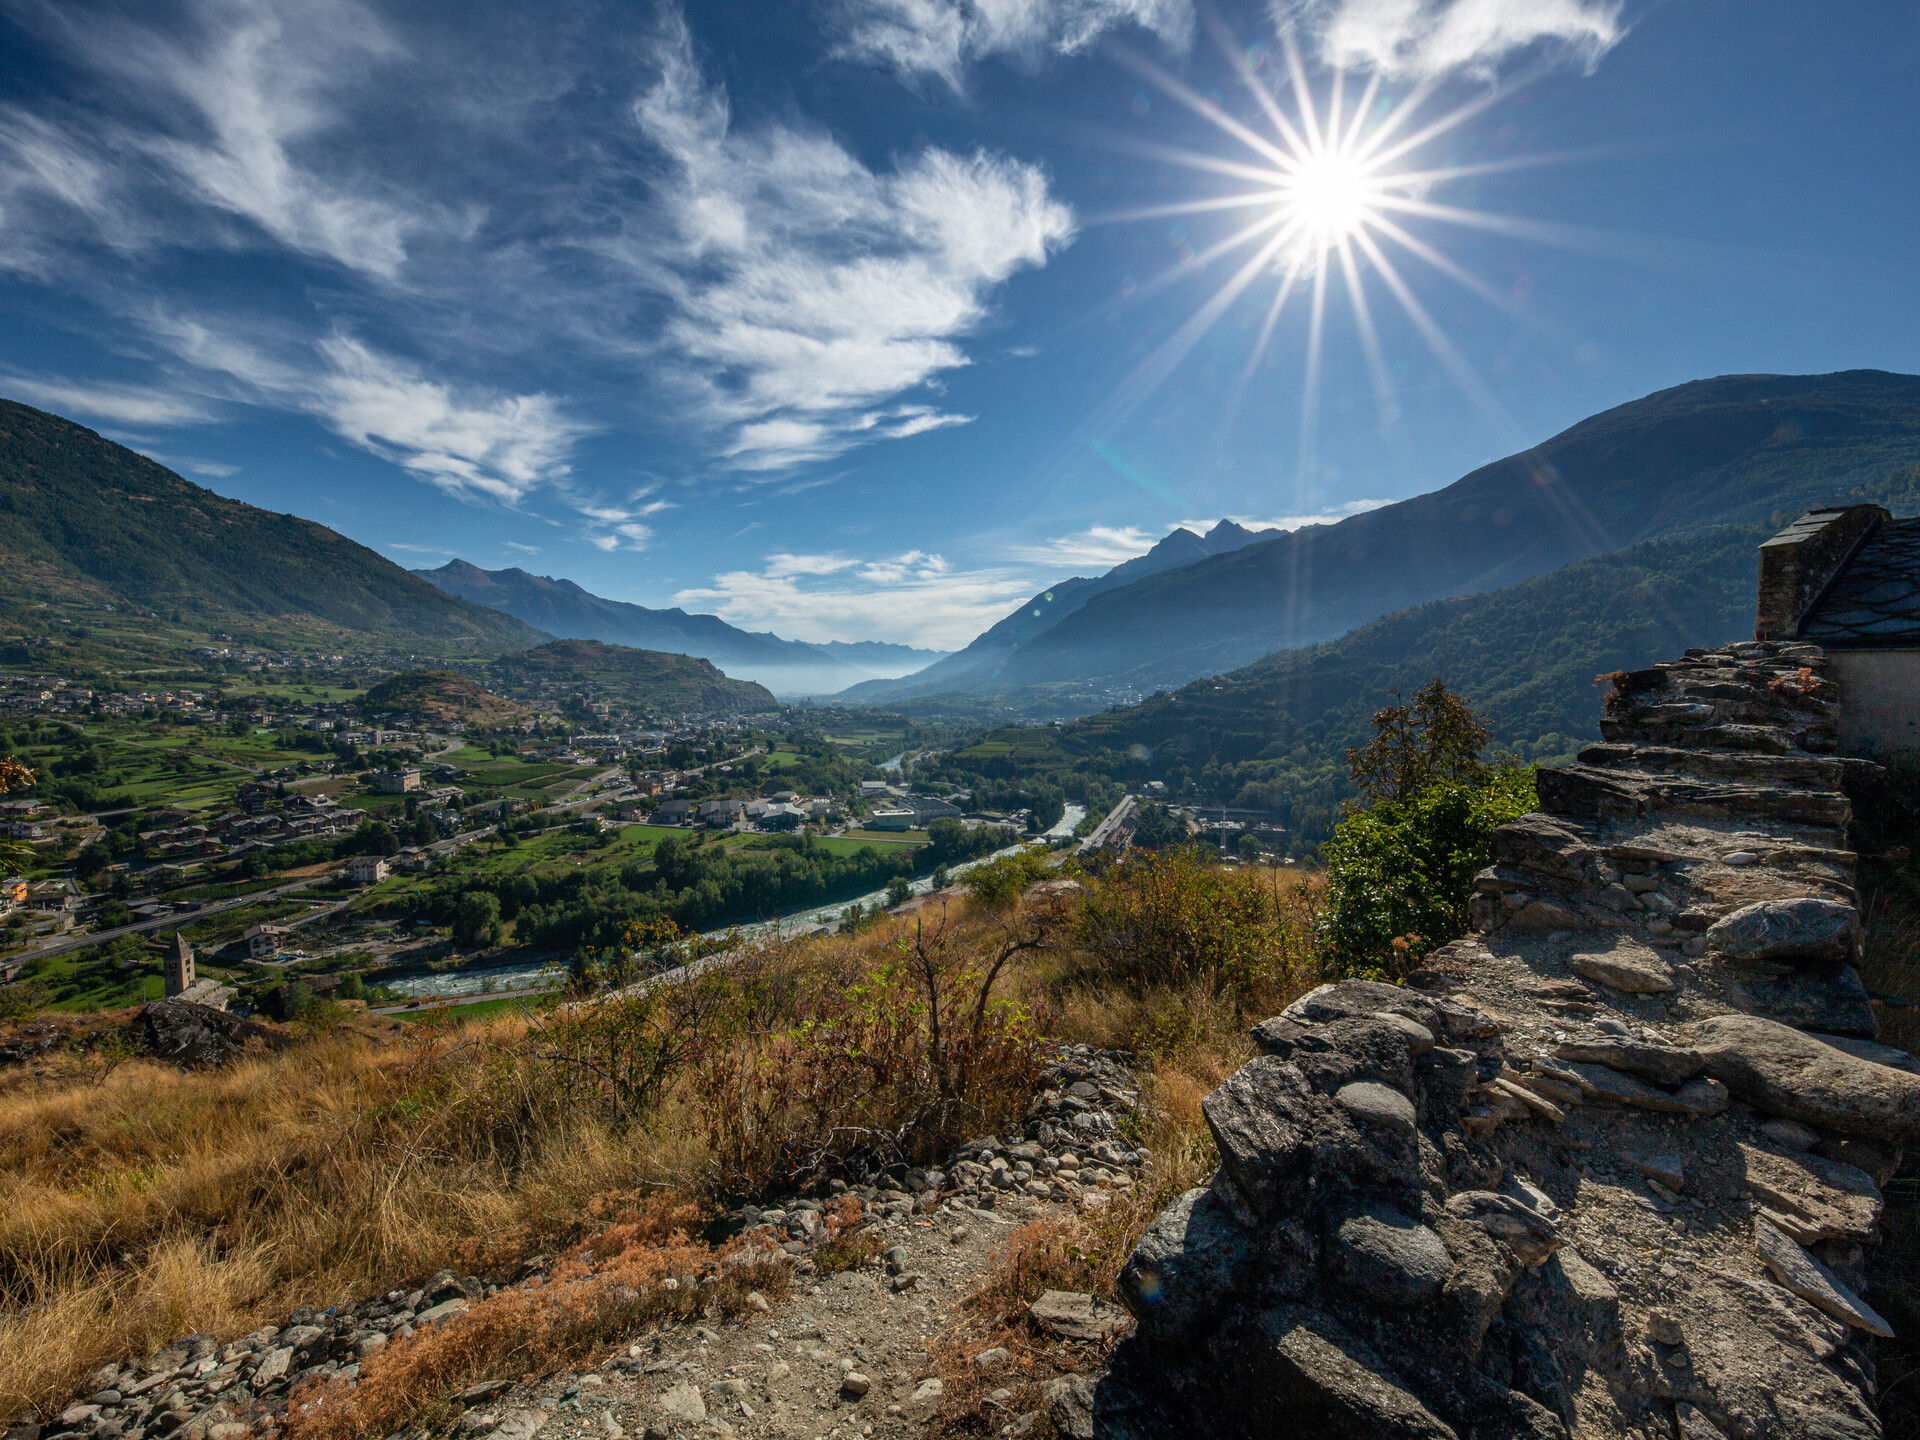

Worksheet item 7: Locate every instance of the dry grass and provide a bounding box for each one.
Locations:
[0,856,1325,1431]
[0,901,1053,1424]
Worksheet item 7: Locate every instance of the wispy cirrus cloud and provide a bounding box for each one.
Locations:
[629,15,1074,470]
[1008,525,1156,568]
[829,0,1194,94]
[132,314,585,505]
[4,0,426,279]
[3,375,215,427]
[1276,0,1628,79]
[677,547,1034,650]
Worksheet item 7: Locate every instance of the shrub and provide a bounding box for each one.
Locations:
[1315,766,1537,980]
[691,907,1046,1197]
[1071,845,1315,998]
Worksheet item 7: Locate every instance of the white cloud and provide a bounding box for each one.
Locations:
[630,17,1074,470]
[312,336,582,502]
[831,0,1195,94]
[1178,498,1393,532]
[678,548,1034,650]
[93,0,419,277]
[4,376,214,427]
[130,314,585,505]
[504,541,541,553]
[174,457,242,477]
[387,542,449,553]
[1009,524,1155,568]
[1278,0,1627,79]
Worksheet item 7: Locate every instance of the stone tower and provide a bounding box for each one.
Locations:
[163,932,195,998]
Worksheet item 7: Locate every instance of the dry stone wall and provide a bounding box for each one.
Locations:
[1080,639,1914,1440]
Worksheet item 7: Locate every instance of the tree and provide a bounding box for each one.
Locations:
[1316,766,1537,980]
[1237,832,1262,864]
[886,875,914,907]
[1345,678,1491,807]
[452,891,502,948]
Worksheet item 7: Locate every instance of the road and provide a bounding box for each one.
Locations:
[16,873,341,961]
[1077,793,1137,855]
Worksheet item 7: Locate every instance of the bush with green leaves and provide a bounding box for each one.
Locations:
[1315,766,1537,981]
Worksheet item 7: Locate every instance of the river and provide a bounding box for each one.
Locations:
[380,833,1050,1000]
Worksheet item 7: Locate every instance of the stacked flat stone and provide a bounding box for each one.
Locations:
[1070,640,1915,1440]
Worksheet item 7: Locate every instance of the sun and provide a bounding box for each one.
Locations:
[1280,148,1379,245]
[1093,26,1586,481]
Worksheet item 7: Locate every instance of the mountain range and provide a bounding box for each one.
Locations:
[414,559,945,697]
[834,517,1277,703]
[846,370,1920,710]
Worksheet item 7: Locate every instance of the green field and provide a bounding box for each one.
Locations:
[390,993,553,1024]
[838,828,929,844]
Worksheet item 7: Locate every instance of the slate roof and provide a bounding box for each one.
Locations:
[1800,516,1920,647]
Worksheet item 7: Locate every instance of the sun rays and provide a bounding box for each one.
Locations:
[1095,23,1593,484]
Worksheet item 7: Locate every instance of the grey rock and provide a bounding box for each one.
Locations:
[1041,1376,1093,1440]
[1707,897,1860,964]
[1117,1187,1252,1344]
[1335,1081,1416,1135]
[1231,1306,1459,1440]
[1328,1204,1451,1308]
[1807,1031,1920,1073]
[414,1298,470,1326]
[491,1411,550,1440]
[1029,1290,1128,1341]
[1563,1062,1694,1114]
[1675,1075,1731,1116]
[1281,980,1438,1033]
[1202,1057,1316,1219]
[1552,1037,1702,1084]
[1372,1012,1435,1054]
[1443,1192,1561,1266]
[1729,963,1880,1039]
[1695,1013,1920,1140]
[838,1373,870,1398]
[1752,1217,1893,1336]
[1564,938,1675,994]
[653,1382,705,1423]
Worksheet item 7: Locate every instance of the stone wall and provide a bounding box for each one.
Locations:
[1069,639,1916,1440]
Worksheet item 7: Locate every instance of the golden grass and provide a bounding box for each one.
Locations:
[0,861,1324,1429]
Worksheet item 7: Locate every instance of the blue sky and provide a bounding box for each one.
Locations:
[3,0,1918,649]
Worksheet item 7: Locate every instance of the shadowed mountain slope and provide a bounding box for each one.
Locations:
[0,398,546,655]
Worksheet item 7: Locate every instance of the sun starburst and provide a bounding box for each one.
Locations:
[1091,24,1606,489]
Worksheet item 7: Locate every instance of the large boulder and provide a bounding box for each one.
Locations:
[134,1000,289,1069]
[1117,1188,1255,1344]
[1217,1306,1459,1440]
[1326,1204,1452,1309]
[1707,897,1860,964]
[1693,1014,1920,1141]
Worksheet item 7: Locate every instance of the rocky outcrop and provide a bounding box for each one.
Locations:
[1089,640,1912,1440]
[132,1000,290,1069]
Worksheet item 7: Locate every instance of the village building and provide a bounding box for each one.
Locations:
[867,807,917,831]
[243,923,290,960]
[376,769,420,794]
[1756,503,1920,752]
[347,854,391,884]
